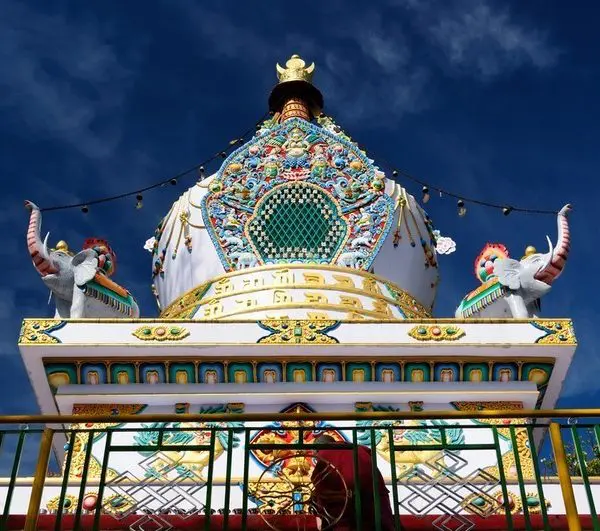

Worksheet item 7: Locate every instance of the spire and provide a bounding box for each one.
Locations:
[522,245,537,260]
[276,54,315,84]
[54,240,69,253]
[268,54,324,121]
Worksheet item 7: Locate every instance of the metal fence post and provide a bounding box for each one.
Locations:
[549,422,581,531]
[24,428,54,531]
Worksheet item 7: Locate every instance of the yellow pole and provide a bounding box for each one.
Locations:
[24,428,54,531]
[2,407,600,425]
[549,422,581,531]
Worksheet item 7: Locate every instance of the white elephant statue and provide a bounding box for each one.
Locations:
[229,250,258,269]
[456,204,571,318]
[25,201,139,318]
[337,248,370,269]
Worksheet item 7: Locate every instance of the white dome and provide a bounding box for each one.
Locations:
[151,117,439,320]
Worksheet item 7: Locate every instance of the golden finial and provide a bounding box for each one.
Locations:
[523,245,537,259]
[55,240,69,253]
[276,54,315,84]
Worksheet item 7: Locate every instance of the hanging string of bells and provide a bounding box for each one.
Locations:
[37,113,270,214]
[388,168,558,217]
[35,111,560,217]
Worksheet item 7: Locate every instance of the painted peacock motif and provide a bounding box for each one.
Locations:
[357,406,465,477]
[133,407,243,480]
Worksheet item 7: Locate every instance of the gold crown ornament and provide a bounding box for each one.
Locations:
[522,245,537,259]
[269,54,323,114]
[54,240,70,253]
[276,55,315,84]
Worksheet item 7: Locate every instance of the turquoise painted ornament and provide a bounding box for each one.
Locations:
[202,117,394,271]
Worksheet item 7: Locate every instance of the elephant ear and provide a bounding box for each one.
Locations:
[493,258,523,290]
[72,249,99,286]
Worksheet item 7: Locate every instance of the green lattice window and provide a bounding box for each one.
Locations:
[247,183,347,262]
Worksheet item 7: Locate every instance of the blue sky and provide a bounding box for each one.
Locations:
[1,0,599,415]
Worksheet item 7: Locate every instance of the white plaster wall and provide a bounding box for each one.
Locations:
[152,170,439,315]
[36,319,570,348]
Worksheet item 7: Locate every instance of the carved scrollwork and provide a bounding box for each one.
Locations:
[19,320,65,344]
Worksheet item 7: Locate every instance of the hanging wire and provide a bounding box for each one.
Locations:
[390,166,558,215]
[35,110,559,215]
[335,114,560,216]
[38,111,270,213]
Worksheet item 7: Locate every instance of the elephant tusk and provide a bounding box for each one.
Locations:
[544,235,554,272]
[42,232,51,259]
[535,235,556,283]
[546,235,553,257]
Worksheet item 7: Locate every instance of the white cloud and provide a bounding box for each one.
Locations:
[173,3,429,124]
[399,0,559,79]
[317,57,430,124]
[319,11,430,123]
[351,11,410,74]
[431,5,557,77]
[0,1,140,158]
[181,7,271,63]
[173,1,558,125]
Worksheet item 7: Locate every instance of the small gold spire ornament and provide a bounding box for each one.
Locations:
[55,240,69,252]
[522,245,537,259]
[276,54,315,84]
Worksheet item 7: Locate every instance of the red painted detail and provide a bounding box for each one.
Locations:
[37,263,53,275]
[552,256,567,268]
[83,238,117,275]
[26,206,58,275]
[473,243,509,282]
[249,403,346,472]
[544,264,562,276]
[536,273,554,284]
[4,514,596,530]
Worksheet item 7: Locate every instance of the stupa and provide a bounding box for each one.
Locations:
[3,55,592,531]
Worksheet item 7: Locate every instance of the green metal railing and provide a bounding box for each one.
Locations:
[0,409,599,531]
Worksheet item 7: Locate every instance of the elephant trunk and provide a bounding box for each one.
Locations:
[25,201,57,277]
[535,204,571,285]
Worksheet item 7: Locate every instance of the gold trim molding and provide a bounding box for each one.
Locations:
[257,320,339,344]
[159,263,431,319]
[17,318,576,349]
[19,316,574,325]
[195,301,396,321]
[532,320,576,345]
[19,320,65,345]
